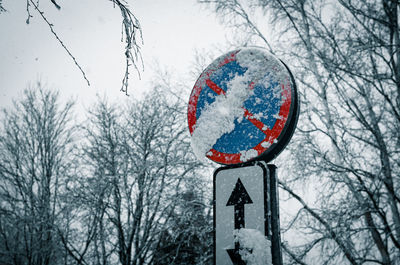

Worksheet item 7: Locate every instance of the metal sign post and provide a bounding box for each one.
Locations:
[268,164,283,265]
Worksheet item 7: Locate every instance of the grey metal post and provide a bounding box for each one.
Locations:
[268,164,283,265]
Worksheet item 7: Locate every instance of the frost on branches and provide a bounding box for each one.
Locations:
[233,228,272,265]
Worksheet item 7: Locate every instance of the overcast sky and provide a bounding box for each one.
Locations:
[0,0,303,244]
[0,0,229,110]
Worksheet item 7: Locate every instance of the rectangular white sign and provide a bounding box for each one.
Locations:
[214,162,270,265]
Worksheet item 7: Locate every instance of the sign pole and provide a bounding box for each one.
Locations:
[268,164,283,265]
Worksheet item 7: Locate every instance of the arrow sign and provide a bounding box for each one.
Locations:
[226,178,253,265]
[226,178,253,229]
[214,163,269,265]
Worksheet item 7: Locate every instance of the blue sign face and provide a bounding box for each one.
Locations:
[188,48,298,165]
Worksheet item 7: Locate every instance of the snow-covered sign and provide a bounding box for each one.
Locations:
[188,47,298,165]
[214,162,272,265]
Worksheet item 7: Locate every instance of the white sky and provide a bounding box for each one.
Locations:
[0,0,229,110]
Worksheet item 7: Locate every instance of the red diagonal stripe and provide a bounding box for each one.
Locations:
[206,79,226,95]
[244,109,271,135]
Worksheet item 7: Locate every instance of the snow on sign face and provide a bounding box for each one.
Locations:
[188,47,298,165]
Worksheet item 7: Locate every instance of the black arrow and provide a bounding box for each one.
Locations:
[226,178,253,264]
[226,178,253,229]
[227,245,246,265]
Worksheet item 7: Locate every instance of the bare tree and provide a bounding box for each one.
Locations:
[58,84,205,265]
[201,0,400,264]
[0,83,75,265]
[152,182,213,265]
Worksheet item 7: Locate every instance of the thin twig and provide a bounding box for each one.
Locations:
[111,0,143,95]
[0,0,5,12]
[28,0,91,86]
[25,0,33,24]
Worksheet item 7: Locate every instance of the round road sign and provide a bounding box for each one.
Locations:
[188,47,298,165]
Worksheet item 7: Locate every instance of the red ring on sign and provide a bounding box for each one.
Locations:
[188,48,295,165]
[187,51,238,134]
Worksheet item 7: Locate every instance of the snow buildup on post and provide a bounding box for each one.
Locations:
[191,48,288,162]
[233,228,272,265]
